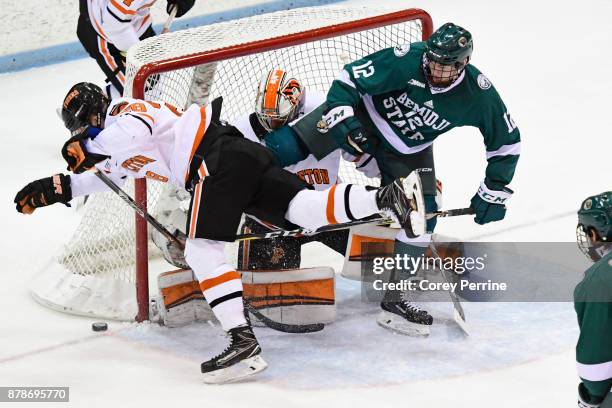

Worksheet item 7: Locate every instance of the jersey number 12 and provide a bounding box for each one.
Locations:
[503,112,517,133]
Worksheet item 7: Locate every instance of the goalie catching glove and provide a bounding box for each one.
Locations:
[14,174,72,214]
[470,181,513,225]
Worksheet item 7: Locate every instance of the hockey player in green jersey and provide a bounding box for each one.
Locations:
[574,192,612,407]
[261,23,520,335]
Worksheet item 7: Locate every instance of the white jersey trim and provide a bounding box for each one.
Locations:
[363,94,433,155]
[577,360,612,382]
[337,69,357,89]
[486,142,522,159]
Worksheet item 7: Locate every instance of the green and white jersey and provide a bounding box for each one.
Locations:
[326,42,521,189]
[574,250,612,401]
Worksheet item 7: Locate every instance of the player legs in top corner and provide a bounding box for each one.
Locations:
[255,22,521,336]
[13,82,424,384]
[574,192,612,407]
[76,0,194,98]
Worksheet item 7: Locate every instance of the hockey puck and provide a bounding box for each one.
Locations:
[92,322,108,332]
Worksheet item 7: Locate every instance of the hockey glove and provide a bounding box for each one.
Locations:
[470,181,513,225]
[61,127,109,174]
[167,0,194,17]
[321,105,369,156]
[14,174,72,214]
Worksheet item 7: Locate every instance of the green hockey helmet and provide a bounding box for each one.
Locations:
[426,23,473,66]
[576,191,612,261]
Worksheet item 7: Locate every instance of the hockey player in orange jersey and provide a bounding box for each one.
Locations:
[14,82,424,384]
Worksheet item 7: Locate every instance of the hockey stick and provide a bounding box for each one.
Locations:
[244,304,323,334]
[428,242,469,335]
[236,215,394,241]
[236,208,475,242]
[162,5,178,34]
[94,171,323,333]
[427,207,474,220]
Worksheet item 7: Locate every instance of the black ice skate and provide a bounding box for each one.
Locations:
[201,324,267,384]
[378,296,433,337]
[376,172,426,238]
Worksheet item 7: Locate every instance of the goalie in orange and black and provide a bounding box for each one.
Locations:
[14,82,422,384]
[76,0,194,98]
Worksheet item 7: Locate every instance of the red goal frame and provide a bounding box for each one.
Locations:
[130,8,433,321]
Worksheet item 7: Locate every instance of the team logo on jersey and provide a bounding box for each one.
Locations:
[583,199,593,210]
[394,43,411,57]
[316,119,329,133]
[477,74,492,90]
[407,79,426,88]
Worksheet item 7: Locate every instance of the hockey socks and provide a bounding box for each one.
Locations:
[185,239,247,331]
[285,184,379,231]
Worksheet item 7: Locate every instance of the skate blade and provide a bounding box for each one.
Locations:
[402,172,425,237]
[202,355,268,385]
[376,311,430,337]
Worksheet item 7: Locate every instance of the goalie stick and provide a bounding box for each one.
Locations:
[93,170,324,333]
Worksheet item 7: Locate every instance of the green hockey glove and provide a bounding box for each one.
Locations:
[470,181,512,225]
[320,105,369,156]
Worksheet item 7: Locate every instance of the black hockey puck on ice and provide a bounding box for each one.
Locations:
[92,322,108,332]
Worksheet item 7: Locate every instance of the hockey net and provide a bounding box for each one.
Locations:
[31,5,432,321]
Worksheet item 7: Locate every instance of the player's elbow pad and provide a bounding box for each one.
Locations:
[263,126,308,167]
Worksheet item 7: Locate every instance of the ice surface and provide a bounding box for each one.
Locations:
[1,0,611,406]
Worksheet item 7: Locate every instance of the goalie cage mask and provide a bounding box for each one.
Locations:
[255,69,305,131]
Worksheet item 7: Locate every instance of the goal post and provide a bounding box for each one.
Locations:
[31,5,432,322]
[128,6,432,321]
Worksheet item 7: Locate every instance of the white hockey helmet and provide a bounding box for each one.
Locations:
[255,69,305,131]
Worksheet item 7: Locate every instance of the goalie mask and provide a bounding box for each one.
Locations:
[61,82,110,133]
[255,69,305,131]
[576,191,612,262]
[423,23,473,88]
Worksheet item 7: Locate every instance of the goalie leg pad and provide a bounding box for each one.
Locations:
[158,269,213,327]
[242,267,336,326]
[341,224,398,281]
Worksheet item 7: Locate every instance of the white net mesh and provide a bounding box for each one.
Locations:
[32,5,428,320]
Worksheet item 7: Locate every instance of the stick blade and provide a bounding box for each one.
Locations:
[453,308,470,336]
